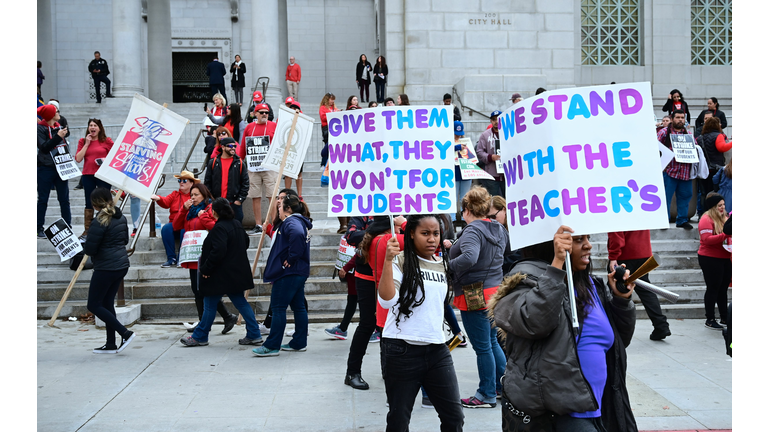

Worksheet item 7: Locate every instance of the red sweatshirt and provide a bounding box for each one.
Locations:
[155,190,191,224]
[697,214,731,259]
[607,230,652,261]
[285,63,301,82]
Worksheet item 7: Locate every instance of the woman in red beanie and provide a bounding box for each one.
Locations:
[37,104,71,238]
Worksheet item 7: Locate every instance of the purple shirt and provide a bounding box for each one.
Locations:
[571,278,614,418]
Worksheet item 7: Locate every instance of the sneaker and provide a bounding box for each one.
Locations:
[183,322,198,333]
[131,228,137,237]
[705,319,724,330]
[222,314,238,335]
[649,327,672,341]
[252,346,280,357]
[369,330,381,343]
[285,329,295,337]
[259,323,270,335]
[281,344,307,352]
[248,225,263,236]
[719,319,728,326]
[74,183,84,190]
[325,326,348,340]
[676,222,694,230]
[161,258,177,268]
[421,397,434,409]
[117,331,136,353]
[461,396,496,408]
[239,337,263,345]
[93,344,118,354]
[179,336,208,347]
[37,230,46,239]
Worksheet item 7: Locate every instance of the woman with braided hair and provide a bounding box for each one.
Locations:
[378,214,464,431]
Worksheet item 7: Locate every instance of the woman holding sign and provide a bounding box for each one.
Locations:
[85,188,135,354]
[75,118,114,240]
[448,186,510,409]
[172,183,238,334]
[489,226,637,431]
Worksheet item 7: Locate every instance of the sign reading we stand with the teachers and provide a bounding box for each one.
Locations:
[499,82,668,250]
[326,106,456,217]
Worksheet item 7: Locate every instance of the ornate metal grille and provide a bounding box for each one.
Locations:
[172,51,219,102]
[581,0,640,65]
[691,0,732,65]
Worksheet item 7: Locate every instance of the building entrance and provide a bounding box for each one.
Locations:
[172,51,218,102]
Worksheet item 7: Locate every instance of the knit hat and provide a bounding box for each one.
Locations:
[48,100,60,110]
[38,104,56,121]
[704,193,724,212]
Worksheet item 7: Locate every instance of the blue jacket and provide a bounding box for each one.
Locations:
[206,61,227,85]
[263,214,313,283]
[713,169,732,213]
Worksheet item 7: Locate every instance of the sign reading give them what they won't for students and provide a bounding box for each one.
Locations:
[326,106,456,217]
[499,82,669,250]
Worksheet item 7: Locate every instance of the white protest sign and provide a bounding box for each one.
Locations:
[670,134,699,163]
[658,141,675,170]
[499,82,668,250]
[262,105,315,179]
[327,106,456,216]
[245,136,270,172]
[455,138,494,180]
[95,94,189,201]
[178,230,208,264]
[51,141,81,181]
[335,235,356,270]
[45,219,83,261]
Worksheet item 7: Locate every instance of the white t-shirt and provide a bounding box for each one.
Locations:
[378,252,448,345]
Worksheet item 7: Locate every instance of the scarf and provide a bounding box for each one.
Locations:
[187,199,211,221]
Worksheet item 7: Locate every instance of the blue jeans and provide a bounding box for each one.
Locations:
[375,81,386,103]
[382,338,464,431]
[662,173,693,225]
[130,196,141,229]
[460,309,506,403]
[37,166,71,231]
[161,223,184,261]
[263,275,308,350]
[191,291,260,342]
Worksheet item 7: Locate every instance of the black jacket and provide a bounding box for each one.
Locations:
[247,101,275,122]
[356,60,372,83]
[204,154,249,203]
[694,109,728,130]
[199,218,254,296]
[696,131,727,168]
[206,61,227,85]
[373,63,388,83]
[661,99,691,124]
[230,62,246,88]
[37,121,63,167]
[88,58,110,77]
[84,208,130,271]
[490,260,637,431]
[345,216,374,277]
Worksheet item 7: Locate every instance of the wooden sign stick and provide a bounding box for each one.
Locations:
[47,189,124,327]
[240,111,300,325]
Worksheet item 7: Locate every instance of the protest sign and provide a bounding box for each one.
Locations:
[95,94,189,201]
[245,136,270,172]
[262,105,315,179]
[658,141,675,170]
[327,106,456,217]
[455,138,494,180]
[494,138,503,173]
[670,134,699,163]
[179,230,208,264]
[335,235,356,270]
[51,141,81,181]
[498,82,668,250]
[45,219,83,261]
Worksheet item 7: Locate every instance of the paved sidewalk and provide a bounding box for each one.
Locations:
[37,318,731,431]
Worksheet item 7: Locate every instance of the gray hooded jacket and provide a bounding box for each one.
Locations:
[449,219,510,297]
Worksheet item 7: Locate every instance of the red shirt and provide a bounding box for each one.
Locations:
[77,137,114,175]
[219,157,233,200]
[240,121,277,160]
[698,214,731,259]
[319,105,338,127]
[285,63,301,82]
[607,230,652,261]
[155,190,191,224]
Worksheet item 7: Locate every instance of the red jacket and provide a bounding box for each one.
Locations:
[172,203,216,269]
[285,63,301,82]
[698,214,731,259]
[607,230,652,261]
[370,233,405,328]
[155,190,191,224]
[319,105,338,127]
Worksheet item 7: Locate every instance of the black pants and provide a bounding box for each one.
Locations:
[698,254,731,321]
[232,86,244,104]
[383,338,464,432]
[618,258,669,331]
[87,268,129,346]
[339,294,358,332]
[359,79,370,103]
[93,76,112,102]
[189,268,231,321]
[210,83,226,99]
[375,81,386,103]
[346,278,376,375]
[37,166,71,231]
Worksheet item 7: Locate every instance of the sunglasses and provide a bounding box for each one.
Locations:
[488,208,504,220]
[217,132,228,136]
[178,179,191,184]
[257,111,269,115]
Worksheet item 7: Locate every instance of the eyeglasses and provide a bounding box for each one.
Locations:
[488,208,504,220]
[178,179,191,184]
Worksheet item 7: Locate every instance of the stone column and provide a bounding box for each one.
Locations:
[251,0,282,107]
[147,0,173,102]
[112,0,144,97]
[37,0,57,101]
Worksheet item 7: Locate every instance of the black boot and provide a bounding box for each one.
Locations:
[218,301,237,334]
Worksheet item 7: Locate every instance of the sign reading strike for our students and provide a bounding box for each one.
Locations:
[51,141,81,181]
[179,230,208,264]
[262,105,315,179]
[45,219,83,261]
[670,134,699,163]
[245,136,270,172]
[498,82,668,250]
[335,235,356,270]
[95,94,189,201]
[327,106,456,217]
